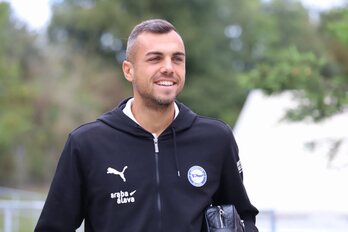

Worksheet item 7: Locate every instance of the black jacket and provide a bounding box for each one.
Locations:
[35,99,258,232]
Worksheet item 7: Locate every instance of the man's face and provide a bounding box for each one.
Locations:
[123,31,186,109]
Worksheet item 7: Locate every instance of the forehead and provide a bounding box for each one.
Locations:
[135,31,185,55]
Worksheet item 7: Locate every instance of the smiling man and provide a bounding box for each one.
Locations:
[122,26,186,136]
[35,19,259,232]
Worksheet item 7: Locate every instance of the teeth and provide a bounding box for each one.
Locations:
[157,81,174,86]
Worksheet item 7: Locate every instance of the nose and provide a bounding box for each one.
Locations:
[160,58,174,75]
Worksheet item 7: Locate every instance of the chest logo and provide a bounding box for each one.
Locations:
[110,190,136,204]
[187,165,207,187]
[107,166,128,182]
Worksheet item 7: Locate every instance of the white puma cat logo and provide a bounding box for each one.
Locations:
[107,166,128,182]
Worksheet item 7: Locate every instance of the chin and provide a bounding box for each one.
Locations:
[151,95,177,107]
[156,99,174,106]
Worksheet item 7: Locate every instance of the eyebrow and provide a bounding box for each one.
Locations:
[145,51,185,57]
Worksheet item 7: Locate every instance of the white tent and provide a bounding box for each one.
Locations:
[234,90,348,215]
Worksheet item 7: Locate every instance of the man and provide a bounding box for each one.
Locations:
[35,19,258,232]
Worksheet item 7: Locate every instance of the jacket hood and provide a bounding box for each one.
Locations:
[97,98,197,139]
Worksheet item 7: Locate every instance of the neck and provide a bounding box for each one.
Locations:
[131,99,175,137]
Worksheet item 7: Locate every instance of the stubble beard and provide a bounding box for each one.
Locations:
[143,93,175,111]
[133,75,184,111]
[138,85,183,112]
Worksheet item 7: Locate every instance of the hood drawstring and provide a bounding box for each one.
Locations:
[171,127,181,177]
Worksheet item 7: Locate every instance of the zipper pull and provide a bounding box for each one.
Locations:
[218,206,225,228]
[153,137,159,153]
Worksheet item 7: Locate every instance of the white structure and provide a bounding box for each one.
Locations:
[233,90,348,231]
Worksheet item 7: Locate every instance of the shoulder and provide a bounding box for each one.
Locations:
[69,120,107,139]
[193,115,235,142]
[176,101,235,141]
[196,115,232,133]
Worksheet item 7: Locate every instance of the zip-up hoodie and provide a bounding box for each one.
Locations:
[35,99,259,232]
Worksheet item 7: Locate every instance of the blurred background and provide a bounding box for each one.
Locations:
[0,0,347,231]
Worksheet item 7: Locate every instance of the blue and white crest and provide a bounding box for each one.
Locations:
[187,166,207,187]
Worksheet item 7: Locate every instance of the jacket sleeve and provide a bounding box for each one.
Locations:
[213,125,259,232]
[35,134,85,232]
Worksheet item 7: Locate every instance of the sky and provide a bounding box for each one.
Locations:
[1,0,52,31]
[0,0,347,31]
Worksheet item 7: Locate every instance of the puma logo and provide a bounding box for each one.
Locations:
[107,166,128,182]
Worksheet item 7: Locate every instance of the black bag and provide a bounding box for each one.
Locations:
[203,205,245,232]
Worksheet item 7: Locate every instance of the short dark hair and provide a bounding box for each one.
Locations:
[126,19,178,61]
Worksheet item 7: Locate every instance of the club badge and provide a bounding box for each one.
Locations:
[187,165,207,187]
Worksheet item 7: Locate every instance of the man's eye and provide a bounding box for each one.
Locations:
[173,57,184,63]
[148,57,161,62]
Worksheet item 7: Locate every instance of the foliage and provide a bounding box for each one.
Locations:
[0,2,127,187]
[322,8,348,46]
[239,0,348,122]
[0,2,39,185]
[240,46,346,121]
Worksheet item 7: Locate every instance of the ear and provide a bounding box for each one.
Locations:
[122,60,134,82]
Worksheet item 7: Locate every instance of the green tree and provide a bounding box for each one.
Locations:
[239,0,348,121]
[0,2,39,185]
[1,1,129,187]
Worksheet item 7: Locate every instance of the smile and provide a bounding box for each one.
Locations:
[156,81,175,86]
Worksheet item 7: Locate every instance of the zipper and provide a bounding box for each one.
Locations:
[218,206,225,228]
[153,137,162,230]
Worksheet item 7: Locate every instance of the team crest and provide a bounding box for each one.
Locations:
[187,166,207,187]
